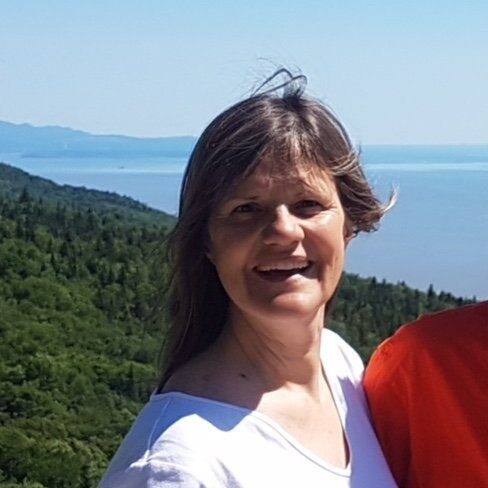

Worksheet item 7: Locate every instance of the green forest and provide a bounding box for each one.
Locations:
[0,163,473,487]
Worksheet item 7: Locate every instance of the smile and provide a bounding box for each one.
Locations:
[254,259,313,281]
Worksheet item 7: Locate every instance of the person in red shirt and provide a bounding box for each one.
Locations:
[364,301,488,488]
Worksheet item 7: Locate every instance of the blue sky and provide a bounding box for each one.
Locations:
[1,0,487,143]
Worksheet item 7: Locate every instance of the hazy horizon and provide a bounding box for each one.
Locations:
[1,118,488,147]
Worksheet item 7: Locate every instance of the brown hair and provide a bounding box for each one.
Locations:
[158,69,393,387]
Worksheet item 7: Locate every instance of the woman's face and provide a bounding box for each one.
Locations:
[207,158,349,325]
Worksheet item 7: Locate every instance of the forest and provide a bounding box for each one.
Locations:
[0,163,472,487]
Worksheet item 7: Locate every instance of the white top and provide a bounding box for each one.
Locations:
[99,330,397,487]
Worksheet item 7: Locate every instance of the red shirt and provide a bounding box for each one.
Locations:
[364,302,488,488]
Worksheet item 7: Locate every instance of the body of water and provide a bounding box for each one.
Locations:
[2,146,487,300]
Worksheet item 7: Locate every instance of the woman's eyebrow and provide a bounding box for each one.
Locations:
[225,194,260,202]
[294,186,331,197]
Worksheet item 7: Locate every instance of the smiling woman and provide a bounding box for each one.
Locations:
[207,160,348,327]
[99,69,397,488]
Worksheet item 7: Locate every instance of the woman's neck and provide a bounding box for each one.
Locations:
[216,307,326,399]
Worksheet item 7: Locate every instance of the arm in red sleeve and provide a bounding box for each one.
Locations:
[364,339,414,488]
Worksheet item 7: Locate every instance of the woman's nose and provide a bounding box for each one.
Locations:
[261,205,305,246]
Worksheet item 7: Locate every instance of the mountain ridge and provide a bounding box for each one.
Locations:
[0,119,197,158]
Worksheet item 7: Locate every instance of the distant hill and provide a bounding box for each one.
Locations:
[0,120,197,158]
[0,162,175,227]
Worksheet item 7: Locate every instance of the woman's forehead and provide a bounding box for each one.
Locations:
[236,158,336,194]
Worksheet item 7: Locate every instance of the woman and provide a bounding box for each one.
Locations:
[100,70,397,487]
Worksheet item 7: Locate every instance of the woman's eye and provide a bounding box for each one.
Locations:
[294,200,323,213]
[232,202,261,214]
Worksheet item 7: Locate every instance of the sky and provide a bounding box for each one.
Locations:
[1,0,487,144]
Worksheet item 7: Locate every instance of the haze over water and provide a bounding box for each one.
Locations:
[3,145,487,300]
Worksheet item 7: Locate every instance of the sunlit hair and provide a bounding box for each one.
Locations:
[158,68,394,387]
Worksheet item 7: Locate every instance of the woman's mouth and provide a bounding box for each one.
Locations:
[254,260,313,282]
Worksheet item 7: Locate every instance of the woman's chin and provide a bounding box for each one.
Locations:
[252,292,328,321]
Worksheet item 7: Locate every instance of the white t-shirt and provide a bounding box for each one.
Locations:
[99,330,397,487]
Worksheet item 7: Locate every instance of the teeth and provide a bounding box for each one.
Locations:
[257,260,310,272]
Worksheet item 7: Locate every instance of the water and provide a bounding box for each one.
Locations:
[1,146,487,299]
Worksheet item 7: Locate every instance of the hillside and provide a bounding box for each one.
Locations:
[0,168,472,487]
[0,162,175,228]
[0,180,169,487]
[0,120,196,158]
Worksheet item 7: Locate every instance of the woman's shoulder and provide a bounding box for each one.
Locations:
[99,392,248,487]
[160,346,231,400]
[137,392,251,446]
[99,456,211,488]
